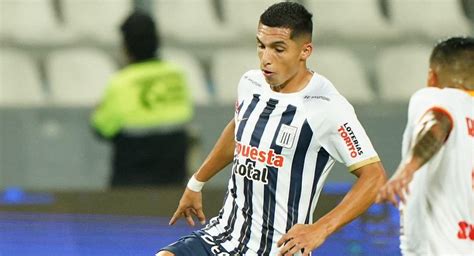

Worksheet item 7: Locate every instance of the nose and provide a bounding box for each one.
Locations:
[260,48,272,67]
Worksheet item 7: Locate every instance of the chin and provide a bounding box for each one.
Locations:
[264,77,279,86]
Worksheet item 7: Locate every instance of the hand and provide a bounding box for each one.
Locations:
[277,224,326,256]
[169,188,206,226]
[375,168,414,207]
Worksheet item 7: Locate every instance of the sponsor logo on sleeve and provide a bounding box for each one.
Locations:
[304,95,330,101]
[338,122,363,158]
[244,76,262,87]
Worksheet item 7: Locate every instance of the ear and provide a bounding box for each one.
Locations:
[427,67,439,88]
[300,43,313,61]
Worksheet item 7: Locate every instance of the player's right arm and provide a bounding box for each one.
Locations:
[169,118,236,226]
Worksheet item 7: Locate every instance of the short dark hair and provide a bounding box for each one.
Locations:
[259,2,313,39]
[120,11,160,61]
[430,36,474,75]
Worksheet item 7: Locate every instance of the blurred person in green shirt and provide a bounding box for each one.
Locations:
[91,11,193,187]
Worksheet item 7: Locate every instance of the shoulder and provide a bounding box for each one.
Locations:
[410,87,441,102]
[304,74,354,115]
[409,87,467,103]
[409,87,463,113]
[311,72,340,96]
[239,69,265,87]
[407,87,469,125]
[304,94,356,134]
[237,70,265,96]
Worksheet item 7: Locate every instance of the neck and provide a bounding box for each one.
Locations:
[271,68,313,93]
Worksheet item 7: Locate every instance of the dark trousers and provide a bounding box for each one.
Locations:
[111,130,188,187]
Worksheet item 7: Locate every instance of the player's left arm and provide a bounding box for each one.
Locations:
[376,108,453,206]
[277,161,386,256]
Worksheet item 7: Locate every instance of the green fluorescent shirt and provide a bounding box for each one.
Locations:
[92,60,193,138]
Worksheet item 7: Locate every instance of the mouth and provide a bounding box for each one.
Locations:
[262,69,274,77]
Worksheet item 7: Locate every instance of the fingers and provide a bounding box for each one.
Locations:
[302,248,311,256]
[377,179,410,207]
[285,243,301,256]
[184,209,195,226]
[385,184,398,207]
[397,182,407,205]
[169,207,183,225]
[169,206,207,227]
[278,239,303,256]
[195,208,207,225]
[277,234,288,247]
[375,187,384,203]
[277,238,295,256]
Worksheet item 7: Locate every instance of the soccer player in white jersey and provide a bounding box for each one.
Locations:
[157,2,386,256]
[376,37,474,255]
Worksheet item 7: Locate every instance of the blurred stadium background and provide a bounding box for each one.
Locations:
[0,0,473,255]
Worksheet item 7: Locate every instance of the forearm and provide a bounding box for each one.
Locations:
[397,110,452,177]
[194,119,236,182]
[314,162,386,235]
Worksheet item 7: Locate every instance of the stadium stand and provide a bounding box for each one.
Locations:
[375,44,432,101]
[304,0,398,41]
[161,48,211,106]
[61,0,132,45]
[210,48,260,105]
[0,0,76,45]
[308,47,374,103]
[0,48,44,106]
[390,0,472,39]
[152,0,236,46]
[221,0,277,43]
[45,47,116,106]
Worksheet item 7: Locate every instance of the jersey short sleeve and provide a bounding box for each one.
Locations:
[402,87,455,157]
[407,87,454,127]
[315,96,380,171]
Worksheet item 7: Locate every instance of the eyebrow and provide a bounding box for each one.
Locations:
[256,37,288,47]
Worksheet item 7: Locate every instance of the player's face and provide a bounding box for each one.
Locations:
[256,23,309,87]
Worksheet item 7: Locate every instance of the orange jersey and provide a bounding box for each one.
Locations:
[400,87,474,255]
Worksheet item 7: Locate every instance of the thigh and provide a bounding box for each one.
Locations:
[157,232,212,256]
[157,231,231,256]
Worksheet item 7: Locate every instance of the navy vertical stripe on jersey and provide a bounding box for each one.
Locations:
[235,98,278,254]
[257,105,297,255]
[305,148,330,224]
[212,95,260,245]
[286,120,313,232]
[212,170,238,242]
[236,94,260,141]
[231,94,260,248]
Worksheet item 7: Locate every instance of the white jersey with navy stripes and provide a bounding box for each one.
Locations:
[203,69,380,255]
[399,88,474,256]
